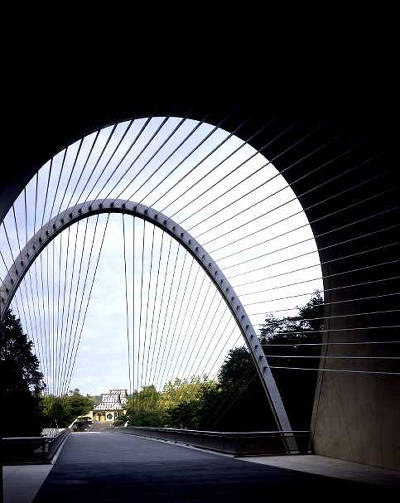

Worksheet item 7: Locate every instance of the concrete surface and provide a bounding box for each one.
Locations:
[30,432,396,501]
[2,423,71,503]
[3,465,52,503]
[238,454,400,489]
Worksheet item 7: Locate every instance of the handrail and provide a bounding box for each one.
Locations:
[1,428,70,464]
[115,427,311,456]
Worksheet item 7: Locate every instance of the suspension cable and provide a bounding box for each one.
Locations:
[127,115,210,202]
[138,116,227,206]
[208,172,388,255]
[122,214,132,395]
[143,228,166,386]
[180,126,327,228]
[199,154,382,245]
[62,214,110,394]
[117,117,191,201]
[228,241,399,282]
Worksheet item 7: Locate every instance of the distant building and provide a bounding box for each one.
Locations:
[92,389,128,422]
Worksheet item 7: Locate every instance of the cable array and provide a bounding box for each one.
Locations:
[0,114,397,401]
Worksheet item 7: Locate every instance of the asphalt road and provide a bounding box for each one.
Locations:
[33,432,393,502]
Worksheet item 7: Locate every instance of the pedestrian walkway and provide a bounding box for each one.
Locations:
[238,454,400,489]
[29,432,396,502]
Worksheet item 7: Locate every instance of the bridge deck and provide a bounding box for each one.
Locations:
[33,432,393,502]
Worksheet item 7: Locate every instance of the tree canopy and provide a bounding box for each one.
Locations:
[0,309,45,436]
[41,390,94,427]
[208,290,324,431]
[1,309,95,433]
[125,377,218,429]
[2,291,324,435]
[124,291,324,431]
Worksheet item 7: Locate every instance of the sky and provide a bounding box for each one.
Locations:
[0,117,323,395]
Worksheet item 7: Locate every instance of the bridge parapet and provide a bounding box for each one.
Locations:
[114,426,310,456]
[1,427,70,464]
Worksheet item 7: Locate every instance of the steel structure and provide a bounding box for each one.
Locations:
[1,104,398,468]
[0,198,297,448]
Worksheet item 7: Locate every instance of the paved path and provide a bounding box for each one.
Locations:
[33,432,395,502]
[3,465,52,503]
[239,454,400,488]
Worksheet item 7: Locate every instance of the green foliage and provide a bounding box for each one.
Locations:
[205,346,274,431]
[41,390,94,427]
[124,291,324,432]
[0,291,321,434]
[162,377,218,429]
[113,413,128,426]
[0,309,45,436]
[218,347,252,389]
[224,290,324,430]
[67,389,94,419]
[260,290,324,343]
[259,291,324,429]
[126,377,218,429]
[126,385,167,426]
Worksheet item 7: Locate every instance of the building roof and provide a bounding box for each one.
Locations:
[93,402,125,411]
[93,389,128,411]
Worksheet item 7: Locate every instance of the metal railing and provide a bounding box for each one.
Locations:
[1,427,70,464]
[115,427,311,456]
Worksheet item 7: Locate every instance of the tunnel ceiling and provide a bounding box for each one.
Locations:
[1,76,394,223]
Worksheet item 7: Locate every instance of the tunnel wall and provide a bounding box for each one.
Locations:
[259,121,399,469]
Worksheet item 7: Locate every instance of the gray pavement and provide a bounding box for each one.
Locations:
[238,454,400,488]
[32,432,397,502]
[3,465,52,503]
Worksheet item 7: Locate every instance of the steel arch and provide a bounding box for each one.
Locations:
[0,198,297,450]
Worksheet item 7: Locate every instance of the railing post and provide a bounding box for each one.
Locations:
[42,438,47,463]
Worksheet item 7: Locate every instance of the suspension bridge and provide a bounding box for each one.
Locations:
[1,103,399,500]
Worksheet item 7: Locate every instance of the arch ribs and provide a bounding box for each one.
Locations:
[0,199,297,452]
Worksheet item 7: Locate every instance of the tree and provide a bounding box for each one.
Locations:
[204,347,276,431]
[162,377,217,429]
[259,290,324,429]
[125,378,219,429]
[41,391,94,427]
[123,292,324,432]
[204,291,324,431]
[41,395,71,427]
[0,309,45,436]
[67,389,94,420]
[126,385,167,427]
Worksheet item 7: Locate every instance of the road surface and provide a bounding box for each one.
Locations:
[33,432,393,502]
